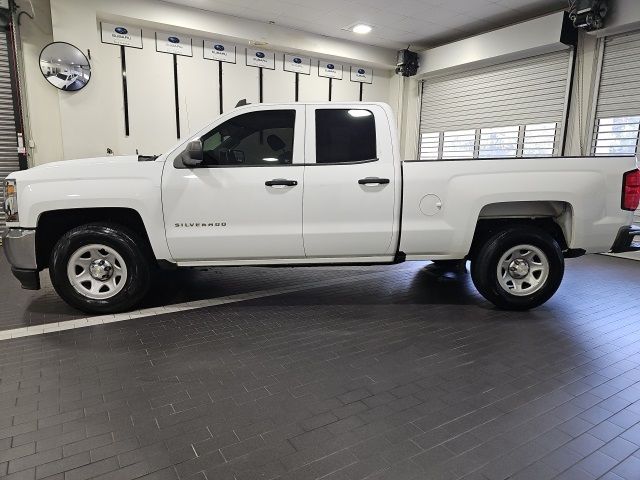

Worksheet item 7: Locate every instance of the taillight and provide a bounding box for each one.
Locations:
[622,169,640,211]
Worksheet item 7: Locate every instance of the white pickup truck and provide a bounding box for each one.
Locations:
[3,102,639,313]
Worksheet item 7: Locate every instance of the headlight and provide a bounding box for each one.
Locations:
[3,179,18,222]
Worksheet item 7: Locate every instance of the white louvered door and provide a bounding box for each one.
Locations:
[0,31,19,231]
[419,49,572,161]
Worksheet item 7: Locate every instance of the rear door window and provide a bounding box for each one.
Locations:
[315,109,376,164]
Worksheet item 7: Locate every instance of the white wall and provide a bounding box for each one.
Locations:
[19,0,397,163]
[25,2,636,165]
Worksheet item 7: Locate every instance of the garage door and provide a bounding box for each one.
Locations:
[592,30,640,225]
[419,49,572,160]
[0,30,19,231]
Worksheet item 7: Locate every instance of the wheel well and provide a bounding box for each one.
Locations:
[35,208,154,270]
[468,217,569,261]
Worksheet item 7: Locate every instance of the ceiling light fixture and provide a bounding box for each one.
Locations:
[352,24,372,34]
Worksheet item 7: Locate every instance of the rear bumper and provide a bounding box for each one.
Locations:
[2,228,40,290]
[610,225,640,253]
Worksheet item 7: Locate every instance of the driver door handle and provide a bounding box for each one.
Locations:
[358,177,390,185]
[265,179,298,187]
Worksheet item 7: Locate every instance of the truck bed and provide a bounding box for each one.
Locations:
[399,155,638,259]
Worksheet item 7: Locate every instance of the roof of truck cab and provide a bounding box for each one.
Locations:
[233,101,391,109]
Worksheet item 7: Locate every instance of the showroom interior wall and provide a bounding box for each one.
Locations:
[19,0,399,164]
[17,0,640,166]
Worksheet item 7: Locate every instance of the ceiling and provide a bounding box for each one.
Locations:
[162,0,568,49]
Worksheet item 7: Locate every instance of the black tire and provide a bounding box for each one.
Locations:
[49,223,151,314]
[470,226,564,310]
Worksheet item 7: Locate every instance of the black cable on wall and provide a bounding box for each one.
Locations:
[561,43,578,156]
[218,61,224,115]
[173,53,180,139]
[120,46,130,136]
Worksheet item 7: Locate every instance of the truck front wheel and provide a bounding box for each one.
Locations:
[49,223,151,314]
[471,227,564,310]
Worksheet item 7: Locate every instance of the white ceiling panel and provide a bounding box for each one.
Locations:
[160,0,566,49]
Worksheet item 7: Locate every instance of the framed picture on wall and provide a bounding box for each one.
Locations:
[203,40,237,63]
[350,66,373,84]
[155,32,193,56]
[246,48,275,69]
[284,54,311,74]
[318,60,343,79]
[100,22,143,49]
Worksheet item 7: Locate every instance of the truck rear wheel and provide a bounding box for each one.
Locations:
[49,223,151,314]
[470,226,564,310]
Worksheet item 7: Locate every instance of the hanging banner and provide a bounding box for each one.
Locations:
[155,32,193,56]
[246,48,275,69]
[100,22,143,49]
[203,40,236,63]
[318,61,343,80]
[284,54,311,75]
[350,66,373,84]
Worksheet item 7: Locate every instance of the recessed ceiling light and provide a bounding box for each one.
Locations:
[352,24,372,34]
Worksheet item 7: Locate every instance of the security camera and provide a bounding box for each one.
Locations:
[568,0,608,31]
[396,48,419,77]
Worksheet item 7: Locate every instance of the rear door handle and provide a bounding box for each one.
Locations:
[265,179,298,187]
[358,177,390,185]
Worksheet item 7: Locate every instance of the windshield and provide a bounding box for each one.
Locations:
[56,73,69,80]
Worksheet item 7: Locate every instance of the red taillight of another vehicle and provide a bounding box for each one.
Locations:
[622,169,640,211]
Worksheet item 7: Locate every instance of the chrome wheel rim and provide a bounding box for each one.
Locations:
[67,244,128,300]
[497,244,549,297]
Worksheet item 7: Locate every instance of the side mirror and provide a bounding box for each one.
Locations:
[181,140,204,167]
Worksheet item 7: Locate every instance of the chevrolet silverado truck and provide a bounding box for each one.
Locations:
[2,102,640,313]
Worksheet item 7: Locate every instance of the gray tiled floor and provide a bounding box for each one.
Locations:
[0,252,389,330]
[0,254,639,480]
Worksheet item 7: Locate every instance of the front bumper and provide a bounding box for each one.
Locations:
[2,228,40,290]
[610,225,640,254]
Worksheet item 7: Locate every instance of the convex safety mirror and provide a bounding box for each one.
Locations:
[39,42,91,92]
